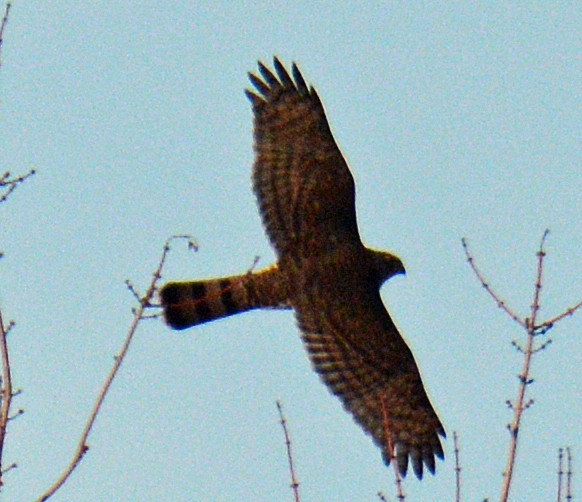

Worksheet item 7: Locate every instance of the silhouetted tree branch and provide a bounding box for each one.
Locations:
[37,236,195,501]
[463,230,581,502]
[379,393,406,500]
[276,400,301,502]
[0,2,11,70]
[558,447,565,502]
[0,170,36,204]
[453,431,461,502]
[566,447,574,502]
[0,5,33,480]
[0,310,17,487]
[557,447,575,502]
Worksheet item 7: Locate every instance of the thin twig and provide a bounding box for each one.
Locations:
[566,447,572,502]
[0,308,14,488]
[453,431,461,502]
[530,229,549,324]
[557,448,563,502]
[0,2,11,69]
[499,232,548,502]
[464,231,581,502]
[0,462,16,475]
[0,170,36,204]
[461,238,526,329]
[0,10,29,480]
[276,401,300,502]
[379,393,405,501]
[541,299,582,329]
[37,236,188,501]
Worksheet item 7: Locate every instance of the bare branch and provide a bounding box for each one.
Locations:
[0,170,36,205]
[276,401,300,502]
[379,393,405,501]
[557,448,563,502]
[7,408,22,421]
[453,431,461,502]
[511,340,525,354]
[461,237,526,328]
[0,2,11,69]
[499,234,546,502]
[566,447,572,502]
[541,299,582,329]
[495,231,579,502]
[0,11,27,483]
[124,279,141,303]
[37,236,184,501]
[529,229,549,327]
[465,231,580,502]
[0,462,16,476]
[0,307,15,488]
[533,339,552,353]
[557,446,574,502]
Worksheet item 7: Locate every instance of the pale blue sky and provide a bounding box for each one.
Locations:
[1,2,580,501]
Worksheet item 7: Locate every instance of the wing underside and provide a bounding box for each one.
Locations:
[247,58,361,259]
[294,266,445,478]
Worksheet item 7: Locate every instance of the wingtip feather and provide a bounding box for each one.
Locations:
[291,62,309,95]
[258,60,280,87]
[273,56,294,87]
[244,89,263,107]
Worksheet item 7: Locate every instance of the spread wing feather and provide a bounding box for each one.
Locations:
[292,257,445,478]
[247,57,360,259]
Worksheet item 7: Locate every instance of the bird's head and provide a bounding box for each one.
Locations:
[367,248,406,285]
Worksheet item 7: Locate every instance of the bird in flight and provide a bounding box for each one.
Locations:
[160,57,445,479]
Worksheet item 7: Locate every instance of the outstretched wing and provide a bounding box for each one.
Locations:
[246,58,361,259]
[295,262,446,479]
[247,58,445,478]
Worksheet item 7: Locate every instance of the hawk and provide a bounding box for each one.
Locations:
[160,58,445,479]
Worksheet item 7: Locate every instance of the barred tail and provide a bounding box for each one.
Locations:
[160,265,288,330]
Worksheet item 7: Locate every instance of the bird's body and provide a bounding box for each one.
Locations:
[160,58,445,478]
